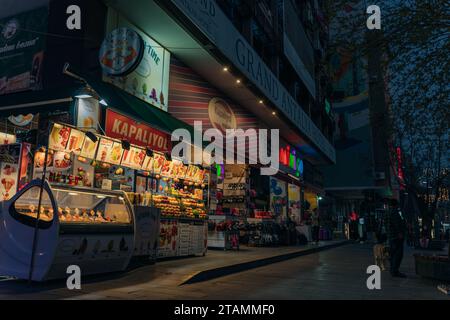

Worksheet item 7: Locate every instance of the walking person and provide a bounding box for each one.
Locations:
[311,208,320,244]
[385,199,407,278]
[349,211,359,240]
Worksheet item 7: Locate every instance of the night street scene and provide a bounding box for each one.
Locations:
[0,0,449,310]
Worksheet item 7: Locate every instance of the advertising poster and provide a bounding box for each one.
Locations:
[18,143,32,189]
[0,162,19,200]
[160,158,174,177]
[0,6,48,95]
[108,141,124,165]
[33,149,53,178]
[0,144,24,200]
[76,98,100,132]
[49,124,71,151]
[288,184,301,224]
[135,176,147,194]
[0,132,16,145]
[176,163,188,179]
[101,179,112,190]
[52,151,71,172]
[79,137,98,159]
[223,165,247,197]
[66,129,85,155]
[96,138,114,163]
[142,155,154,172]
[158,220,178,257]
[121,146,146,169]
[101,17,171,111]
[152,153,165,174]
[72,157,94,188]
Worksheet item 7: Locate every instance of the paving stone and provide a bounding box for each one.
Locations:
[0,242,447,299]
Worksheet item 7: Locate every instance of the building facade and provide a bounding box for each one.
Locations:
[0,0,336,253]
[322,21,397,235]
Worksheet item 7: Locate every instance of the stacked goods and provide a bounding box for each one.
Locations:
[152,195,182,216]
[151,194,207,219]
[181,198,206,218]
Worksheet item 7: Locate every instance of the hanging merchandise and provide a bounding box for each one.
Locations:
[270,177,287,223]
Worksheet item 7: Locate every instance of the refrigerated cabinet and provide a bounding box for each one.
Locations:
[0,180,135,281]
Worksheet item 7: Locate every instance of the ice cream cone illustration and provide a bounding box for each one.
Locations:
[1,177,15,200]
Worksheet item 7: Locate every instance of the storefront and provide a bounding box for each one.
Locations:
[168,57,315,248]
[0,1,334,282]
[0,7,215,280]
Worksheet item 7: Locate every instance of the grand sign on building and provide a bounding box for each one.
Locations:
[170,0,335,163]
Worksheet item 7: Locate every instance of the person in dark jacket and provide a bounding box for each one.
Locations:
[385,199,407,278]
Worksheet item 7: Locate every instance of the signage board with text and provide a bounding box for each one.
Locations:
[170,0,335,163]
[0,6,48,95]
[105,109,170,152]
[102,15,171,112]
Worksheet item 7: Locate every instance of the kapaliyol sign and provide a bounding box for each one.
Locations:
[105,109,171,152]
[170,0,335,163]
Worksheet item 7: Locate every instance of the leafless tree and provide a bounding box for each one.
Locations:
[325,0,449,240]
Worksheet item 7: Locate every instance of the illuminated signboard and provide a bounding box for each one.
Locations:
[101,17,171,112]
[279,144,304,178]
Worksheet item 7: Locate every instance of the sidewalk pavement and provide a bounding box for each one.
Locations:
[181,240,348,284]
[190,243,450,300]
[0,240,347,299]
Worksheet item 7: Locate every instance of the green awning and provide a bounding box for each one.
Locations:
[85,77,195,137]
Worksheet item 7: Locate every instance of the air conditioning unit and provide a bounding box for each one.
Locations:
[374,172,386,180]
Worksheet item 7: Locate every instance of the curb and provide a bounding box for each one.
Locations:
[180,240,351,285]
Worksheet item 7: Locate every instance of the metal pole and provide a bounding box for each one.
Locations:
[207,167,211,213]
[28,124,51,284]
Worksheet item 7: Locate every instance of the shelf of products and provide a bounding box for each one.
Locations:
[152,194,207,219]
[153,194,182,216]
[207,215,240,250]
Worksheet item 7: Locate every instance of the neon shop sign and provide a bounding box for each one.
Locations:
[279,145,304,177]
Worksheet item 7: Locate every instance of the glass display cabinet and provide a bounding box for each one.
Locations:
[0,179,135,281]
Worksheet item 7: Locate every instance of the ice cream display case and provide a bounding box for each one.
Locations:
[0,179,135,281]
